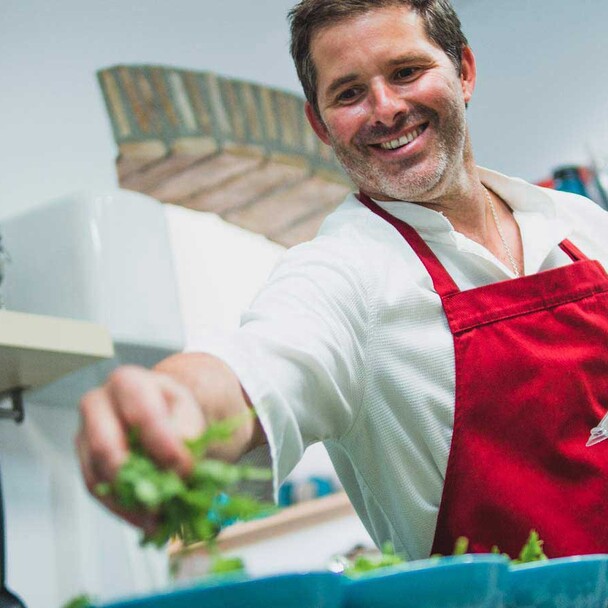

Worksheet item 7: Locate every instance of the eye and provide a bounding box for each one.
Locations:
[394,67,420,81]
[336,87,363,104]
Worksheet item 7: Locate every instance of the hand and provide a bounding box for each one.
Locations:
[75,364,206,532]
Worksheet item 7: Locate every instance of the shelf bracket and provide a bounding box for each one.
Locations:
[0,388,24,424]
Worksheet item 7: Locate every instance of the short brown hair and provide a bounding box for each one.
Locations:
[288,0,468,118]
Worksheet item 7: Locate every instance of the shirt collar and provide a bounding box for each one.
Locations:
[478,167,557,216]
[369,168,557,230]
[362,166,572,274]
[479,168,573,273]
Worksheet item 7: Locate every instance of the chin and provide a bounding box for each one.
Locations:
[354,162,448,202]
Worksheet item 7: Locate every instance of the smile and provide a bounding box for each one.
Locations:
[375,124,428,150]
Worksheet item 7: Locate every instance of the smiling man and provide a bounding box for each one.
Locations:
[304,5,473,208]
[78,0,608,561]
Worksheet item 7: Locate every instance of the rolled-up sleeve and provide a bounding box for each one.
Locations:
[194,235,371,499]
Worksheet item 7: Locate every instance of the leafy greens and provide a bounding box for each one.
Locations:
[95,415,273,548]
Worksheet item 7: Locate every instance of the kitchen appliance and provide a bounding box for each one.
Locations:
[0,188,184,406]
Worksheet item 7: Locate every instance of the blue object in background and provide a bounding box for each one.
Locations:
[311,476,334,498]
[279,476,336,506]
[553,166,590,198]
[278,481,294,507]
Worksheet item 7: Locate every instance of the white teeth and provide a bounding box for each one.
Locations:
[379,126,423,150]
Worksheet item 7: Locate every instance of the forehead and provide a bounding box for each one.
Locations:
[310,6,445,93]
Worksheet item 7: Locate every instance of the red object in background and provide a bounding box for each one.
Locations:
[536,177,555,189]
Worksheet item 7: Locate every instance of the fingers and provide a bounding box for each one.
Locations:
[107,366,205,476]
[76,387,156,531]
[76,364,206,525]
[78,385,129,484]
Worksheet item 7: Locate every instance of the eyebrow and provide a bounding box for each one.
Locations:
[324,54,432,99]
[325,73,359,99]
[387,54,430,66]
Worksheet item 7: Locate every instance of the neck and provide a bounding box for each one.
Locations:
[366,153,524,275]
[408,163,524,275]
[408,152,490,242]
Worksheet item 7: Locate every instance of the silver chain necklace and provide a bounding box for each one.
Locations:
[483,186,521,278]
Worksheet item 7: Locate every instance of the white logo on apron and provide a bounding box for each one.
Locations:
[587,410,608,446]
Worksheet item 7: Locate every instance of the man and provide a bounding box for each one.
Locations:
[77,0,608,560]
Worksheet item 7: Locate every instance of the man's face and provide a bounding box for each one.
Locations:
[305,6,476,202]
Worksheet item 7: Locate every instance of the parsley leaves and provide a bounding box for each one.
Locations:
[95,416,273,548]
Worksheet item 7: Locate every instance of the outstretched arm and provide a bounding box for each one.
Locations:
[75,352,266,531]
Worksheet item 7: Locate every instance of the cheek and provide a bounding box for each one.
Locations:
[415,74,464,109]
[325,105,370,141]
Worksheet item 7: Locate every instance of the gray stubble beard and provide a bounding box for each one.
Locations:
[328,100,467,203]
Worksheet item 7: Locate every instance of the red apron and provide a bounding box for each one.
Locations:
[358,192,608,558]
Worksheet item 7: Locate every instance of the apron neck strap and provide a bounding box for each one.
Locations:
[559,239,587,262]
[357,192,460,298]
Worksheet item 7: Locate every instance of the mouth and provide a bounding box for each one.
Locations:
[370,123,429,151]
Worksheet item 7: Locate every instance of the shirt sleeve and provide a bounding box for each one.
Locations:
[192,235,371,499]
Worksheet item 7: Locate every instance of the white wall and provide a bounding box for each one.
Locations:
[458,0,608,181]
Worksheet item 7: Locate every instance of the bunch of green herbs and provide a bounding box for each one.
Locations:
[95,415,273,548]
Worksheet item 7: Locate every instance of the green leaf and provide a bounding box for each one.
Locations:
[134,478,162,508]
[381,541,396,555]
[194,459,242,486]
[236,465,273,482]
[209,555,245,575]
[61,594,93,608]
[452,536,469,556]
[185,413,253,459]
[344,543,406,577]
[512,530,548,564]
[94,482,111,498]
[180,489,215,510]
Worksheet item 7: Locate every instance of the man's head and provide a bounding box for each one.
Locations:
[287,1,476,203]
[289,0,468,121]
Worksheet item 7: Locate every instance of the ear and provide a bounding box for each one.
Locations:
[459,46,477,105]
[305,101,331,146]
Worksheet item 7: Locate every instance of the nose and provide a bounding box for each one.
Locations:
[369,80,407,126]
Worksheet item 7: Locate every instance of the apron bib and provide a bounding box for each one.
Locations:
[359,192,608,558]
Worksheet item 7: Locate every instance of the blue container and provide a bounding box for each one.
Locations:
[553,166,590,198]
[507,555,608,608]
[97,571,343,608]
[342,554,509,608]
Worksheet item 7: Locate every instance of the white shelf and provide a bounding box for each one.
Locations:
[0,309,114,394]
[171,491,355,556]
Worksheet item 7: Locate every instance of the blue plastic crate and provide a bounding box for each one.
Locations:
[507,555,608,608]
[97,571,343,608]
[342,554,509,608]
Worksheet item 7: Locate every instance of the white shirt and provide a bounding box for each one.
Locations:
[197,167,608,560]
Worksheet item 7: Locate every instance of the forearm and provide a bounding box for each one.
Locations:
[153,352,266,462]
